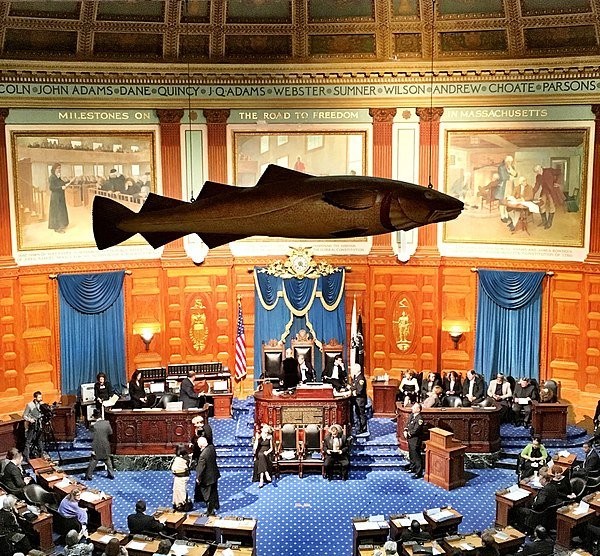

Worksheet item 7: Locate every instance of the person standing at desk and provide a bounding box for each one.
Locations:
[298,353,316,383]
[179,370,204,409]
[94,373,113,414]
[195,436,220,515]
[22,391,44,460]
[128,370,147,409]
[350,363,368,434]
[403,402,424,479]
[84,409,115,480]
[281,348,300,389]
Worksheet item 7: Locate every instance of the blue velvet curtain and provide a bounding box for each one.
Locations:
[254,268,345,383]
[474,269,545,383]
[58,271,126,395]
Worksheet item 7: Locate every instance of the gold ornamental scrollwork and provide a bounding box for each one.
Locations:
[189,299,208,352]
[260,247,341,279]
[394,297,413,352]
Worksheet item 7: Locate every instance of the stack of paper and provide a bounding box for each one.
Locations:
[504,485,530,501]
[80,491,101,503]
[572,501,590,515]
[56,477,71,488]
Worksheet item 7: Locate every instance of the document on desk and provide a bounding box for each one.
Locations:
[354,521,381,531]
[572,501,590,515]
[514,398,530,405]
[428,509,454,521]
[80,491,102,503]
[127,541,147,551]
[459,542,476,551]
[170,545,191,556]
[43,474,61,482]
[408,512,428,526]
[99,535,115,544]
[56,477,72,488]
[494,531,511,541]
[504,487,530,501]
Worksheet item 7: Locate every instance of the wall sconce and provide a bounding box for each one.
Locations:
[140,328,155,351]
[448,327,463,350]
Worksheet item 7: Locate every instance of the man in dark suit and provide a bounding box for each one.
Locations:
[179,370,204,409]
[195,436,220,515]
[515,525,554,556]
[2,448,32,498]
[401,519,432,543]
[281,348,300,389]
[572,441,600,478]
[511,377,538,426]
[297,353,316,383]
[516,474,558,528]
[127,499,164,535]
[84,409,115,480]
[403,403,425,479]
[462,369,485,406]
[322,424,350,480]
[323,355,347,390]
[350,363,368,434]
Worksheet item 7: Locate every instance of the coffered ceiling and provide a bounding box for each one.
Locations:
[0,0,599,70]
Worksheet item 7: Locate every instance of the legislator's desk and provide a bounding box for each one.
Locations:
[372,378,399,417]
[396,405,501,453]
[15,500,54,552]
[401,540,445,556]
[214,547,254,556]
[155,508,187,531]
[89,530,129,552]
[531,401,568,439]
[28,457,55,474]
[552,451,577,471]
[584,491,600,515]
[352,517,390,556]
[125,537,162,556]
[51,477,114,529]
[556,502,597,548]
[441,533,483,553]
[491,526,526,554]
[254,385,350,428]
[182,513,257,550]
[495,486,534,527]
[105,407,207,455]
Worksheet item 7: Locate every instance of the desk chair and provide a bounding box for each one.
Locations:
[300,424,324,478]
[274,424,302,477]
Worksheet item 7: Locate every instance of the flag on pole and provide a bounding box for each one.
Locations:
[355,314,364,369]
[350,295,357,366]
[234,301,247,381]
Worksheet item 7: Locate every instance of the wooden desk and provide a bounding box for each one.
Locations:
[214,547,253,556]
[402,540,445,556]
[553,452,577,471]
[396,405,501,453]
[531,401,568,440]
[106,407,207,455]
[425,428,466,490]
[52,404,76,441]
[37,470,66,490]
[0,416,25,457]
[556,502,597,548]
[89,530,128,551]
[16,502,53,552]
[389,512,430,541]
[492,526,526,554]
[495,488,534,527]
[424,507,463,536]
[358,547,386,556]
[155,509,186,530]
[52,478,114,529]
[441,533,483,553]
[372,379,399,417]
[352,519,390,556]
[125,537,161,556]
[212,393,233,419]
[181,513,257,549]
[28,457,54,474]
[584,491,600,514]
[254,387,350,428]
[519,474,542,494]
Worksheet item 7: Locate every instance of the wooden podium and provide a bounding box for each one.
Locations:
[425,428,466,491]
[531,401,568,439]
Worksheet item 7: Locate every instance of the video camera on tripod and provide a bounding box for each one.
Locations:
[39,402,56,426]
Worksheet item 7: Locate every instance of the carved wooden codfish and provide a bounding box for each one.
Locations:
[92,165,463,250]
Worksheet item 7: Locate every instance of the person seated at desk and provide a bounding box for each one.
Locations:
[462,369,485,407]
[486,373,512,422]
[422,385,444,408]
[297,353,316,384]
[519,436,549,479]
[514,525,554,556]
[443,371,462,402]
[128,370,147,409]
[517,474,558,521]
[104,537,128,556]
[2,448,32,498]
[382,540,399,556]
[539,386,556,403]
[401,519,431,544]
[323,424,350,480]
[511,377,538,427]
[94,372,113,413]
[127,499,164,536]
[152,539,172,556]
[420,372,441,402]
[64,529,93,556]
[281,348,300,389]
[398,369,419,406]
[0,494,32,554]
[58,489,88,535]
[572,441,600,478]
[322,355,347,391]
[479,532,500,556]
[550,465,576,501]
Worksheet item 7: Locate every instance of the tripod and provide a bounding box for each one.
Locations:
[41,414,63,464]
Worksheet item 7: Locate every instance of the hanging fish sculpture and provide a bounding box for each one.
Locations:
[92,165,463,250]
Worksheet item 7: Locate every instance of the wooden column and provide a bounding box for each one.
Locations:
[0,109,16,267]
[369,107,396,256]
[586,105,600,263]
[203,109,230,184]
[415,107,444,257]
[156,109,186,258]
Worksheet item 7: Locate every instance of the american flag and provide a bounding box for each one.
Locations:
[234,301,247,381]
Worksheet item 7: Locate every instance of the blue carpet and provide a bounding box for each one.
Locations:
[49,400,594,556]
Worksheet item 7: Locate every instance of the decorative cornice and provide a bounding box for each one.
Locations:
[416,107,444,122]
[156,108,184,124]
[369,107,397,123]
[203,109,231,125]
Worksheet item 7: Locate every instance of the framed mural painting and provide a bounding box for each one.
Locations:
[231,130,368,250]
[442,127,589,248]
[11,130,157,251]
